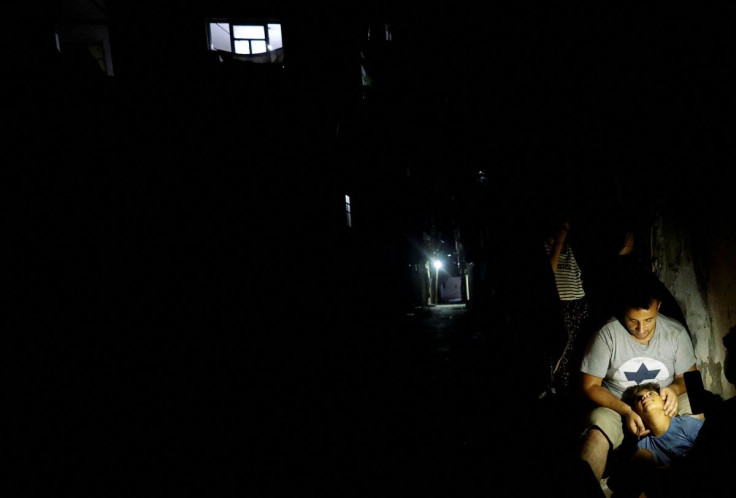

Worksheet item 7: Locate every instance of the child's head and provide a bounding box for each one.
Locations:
[622,382,662,415]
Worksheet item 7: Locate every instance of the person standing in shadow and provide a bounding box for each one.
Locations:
[541,207,634,401]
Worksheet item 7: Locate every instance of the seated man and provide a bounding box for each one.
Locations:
[577,272,698,484]
[607,382,703,496]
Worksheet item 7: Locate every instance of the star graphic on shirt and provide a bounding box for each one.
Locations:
[624,363,661,384]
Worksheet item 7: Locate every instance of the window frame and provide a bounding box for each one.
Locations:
[206,19,284,63]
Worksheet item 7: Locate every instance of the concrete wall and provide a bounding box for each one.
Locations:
[652,182,736,400]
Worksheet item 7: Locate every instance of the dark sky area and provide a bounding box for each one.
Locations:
[8,3,735,349]
[8,3,735,322]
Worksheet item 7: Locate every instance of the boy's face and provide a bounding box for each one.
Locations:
[634,388,664,415]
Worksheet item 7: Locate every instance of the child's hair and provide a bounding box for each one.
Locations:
[621,382,661,408]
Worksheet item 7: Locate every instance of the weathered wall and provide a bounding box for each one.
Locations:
[652,184,736,400]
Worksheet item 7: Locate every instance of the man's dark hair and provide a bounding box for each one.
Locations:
[617,271,667,312]
[621,382,661,408]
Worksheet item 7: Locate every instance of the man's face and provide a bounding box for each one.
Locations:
[634,388,664,415]
[623,299,661,342]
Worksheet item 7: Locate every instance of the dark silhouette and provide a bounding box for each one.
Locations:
[666,325,736,497]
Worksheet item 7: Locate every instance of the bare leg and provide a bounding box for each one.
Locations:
[579,427,610,481]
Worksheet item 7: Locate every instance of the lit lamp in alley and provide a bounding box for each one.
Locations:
[432,259,442,304]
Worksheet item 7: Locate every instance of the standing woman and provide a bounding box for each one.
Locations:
[543,211,634,399]
[544,213,589,398]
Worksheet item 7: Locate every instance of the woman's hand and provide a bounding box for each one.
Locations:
[618,231,634,256]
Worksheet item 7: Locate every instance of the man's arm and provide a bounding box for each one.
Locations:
[581,373,649,437]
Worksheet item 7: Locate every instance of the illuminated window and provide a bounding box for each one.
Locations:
[206,20,284,64]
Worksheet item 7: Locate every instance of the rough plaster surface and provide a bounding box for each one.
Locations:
[706,237,736,399]
[654,203,736,400]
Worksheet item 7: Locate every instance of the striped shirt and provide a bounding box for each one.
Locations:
[545,241,586,301]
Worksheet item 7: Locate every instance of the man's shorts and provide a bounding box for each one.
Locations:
[583,392,693,450]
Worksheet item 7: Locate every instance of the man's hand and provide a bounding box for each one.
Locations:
[660,385,680,417]
[624,411,650,438]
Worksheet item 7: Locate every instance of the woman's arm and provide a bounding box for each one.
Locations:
[548,222,570,272]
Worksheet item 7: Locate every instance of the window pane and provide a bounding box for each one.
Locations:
[233,25,265,39]
[251,40,267,54]
[234,40,250,54]
[210,23,231,51]
[267,24,283,50]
